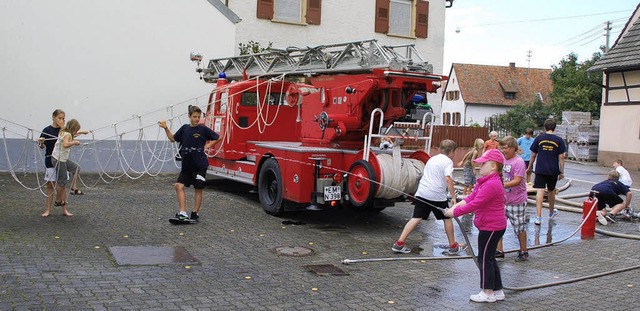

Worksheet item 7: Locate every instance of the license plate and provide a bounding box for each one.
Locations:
[324,186,341,201]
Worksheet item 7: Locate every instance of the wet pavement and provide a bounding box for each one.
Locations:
[0,160,639,310]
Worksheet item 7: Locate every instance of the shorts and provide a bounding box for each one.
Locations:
[595,193,623,210]
[463,167,476,186]
[51,158,78,187]
[505,202,527,234]
[533,173,558,191]
[177,169,207,189]
[44,167,57,182]
[412,197,449,220]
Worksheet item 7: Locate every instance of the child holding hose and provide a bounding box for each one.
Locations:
[445,149,507,303]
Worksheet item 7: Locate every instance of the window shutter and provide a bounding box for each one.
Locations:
[257,0,274,19]
[306,0,322,25]
[415,1,429,38]
[375,0,390,34]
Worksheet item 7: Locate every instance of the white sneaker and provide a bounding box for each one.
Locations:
[597,213,608,226]
[494,289,505,301]
[534,216,542,225]
[470,290,496,303]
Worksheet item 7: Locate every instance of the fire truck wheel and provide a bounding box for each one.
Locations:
[347,160,377,208]
[258,158,284,216]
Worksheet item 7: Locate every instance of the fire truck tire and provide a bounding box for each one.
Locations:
[258,158,284,216]
[347,160,377,208]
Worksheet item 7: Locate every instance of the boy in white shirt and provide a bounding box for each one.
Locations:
[392,139,466,255]
[613,159,632,187]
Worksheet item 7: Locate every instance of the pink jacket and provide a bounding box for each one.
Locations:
[453,172,507,231]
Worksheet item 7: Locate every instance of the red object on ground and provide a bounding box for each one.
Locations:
[581,196,598,240]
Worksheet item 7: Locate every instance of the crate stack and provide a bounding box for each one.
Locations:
[556,112,599,161]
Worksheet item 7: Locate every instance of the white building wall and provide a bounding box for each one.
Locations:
[228,0,447,116]
[599,106,640,154]
[466,105,509,127]
[599,70,640,155]
[440,69,466,125]
[0,0,236,138]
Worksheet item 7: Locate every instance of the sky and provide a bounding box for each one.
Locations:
[443,0,638,72]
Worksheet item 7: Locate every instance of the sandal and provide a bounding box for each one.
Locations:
[70,188,84,195]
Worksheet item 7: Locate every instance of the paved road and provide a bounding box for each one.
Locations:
[0,161,638,310]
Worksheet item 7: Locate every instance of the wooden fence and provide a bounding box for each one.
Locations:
[401,125,490,150]
[431,125,489,147]
[396,125,490,163]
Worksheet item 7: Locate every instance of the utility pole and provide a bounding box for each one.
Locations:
[526,50,532,77]
[604,21,612,52]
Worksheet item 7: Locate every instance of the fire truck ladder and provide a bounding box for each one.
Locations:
[363,108,435,161]
[198,39,436,82]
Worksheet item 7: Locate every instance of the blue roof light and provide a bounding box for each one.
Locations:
[411,94,425,102]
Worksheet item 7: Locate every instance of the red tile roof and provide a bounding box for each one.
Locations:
[451,63,553,106]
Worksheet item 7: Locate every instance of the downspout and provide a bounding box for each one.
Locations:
[463,100,468,126]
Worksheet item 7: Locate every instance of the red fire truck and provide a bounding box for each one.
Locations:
[191,40,446,215]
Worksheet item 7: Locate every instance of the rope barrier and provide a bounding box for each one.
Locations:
[0,70,301,193]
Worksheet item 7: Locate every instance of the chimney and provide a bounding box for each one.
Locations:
[509,62,516,70]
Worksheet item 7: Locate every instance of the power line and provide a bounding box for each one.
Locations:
[471,10,631,27]
[556,23,603,45]
[580,33,605,47]
[565,31,603,46]
[557,18,628,47]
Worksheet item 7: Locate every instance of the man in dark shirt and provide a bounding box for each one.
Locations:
[526,119,566,225]
[591,170,633,225]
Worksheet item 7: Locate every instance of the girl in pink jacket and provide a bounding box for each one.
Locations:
[445,149,507,303]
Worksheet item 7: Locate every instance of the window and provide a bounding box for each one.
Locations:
[256,0,322,25]
[389,0,412,36]
[442,112,451,125]
[452,112,461,125]
[219,91,228,114]
[267,93,287,105]
[241,92,286,106]
[504,92,516,99]
[242,92,259,106]
[375,0,429,38]
[275,0,302,23]
[445,90,459,101]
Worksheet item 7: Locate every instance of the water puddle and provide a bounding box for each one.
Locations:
[109,246,198,266]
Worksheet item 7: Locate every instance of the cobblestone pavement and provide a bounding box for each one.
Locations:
[0,161,639,310]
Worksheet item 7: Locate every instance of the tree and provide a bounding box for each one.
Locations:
[495,98,554,136]
[549,51,603,119]
[238,40,273,55]
[491,49,602,135]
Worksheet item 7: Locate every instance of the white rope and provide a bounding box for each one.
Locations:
[0,69,348,196]
[1,127,48,191]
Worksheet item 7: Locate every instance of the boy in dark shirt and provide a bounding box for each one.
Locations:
[591,170,633,225]
[159,105,219,222]
[38,109,65,216]
[526,119,566,225]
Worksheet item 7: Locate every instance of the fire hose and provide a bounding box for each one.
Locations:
[341,196,640,291]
